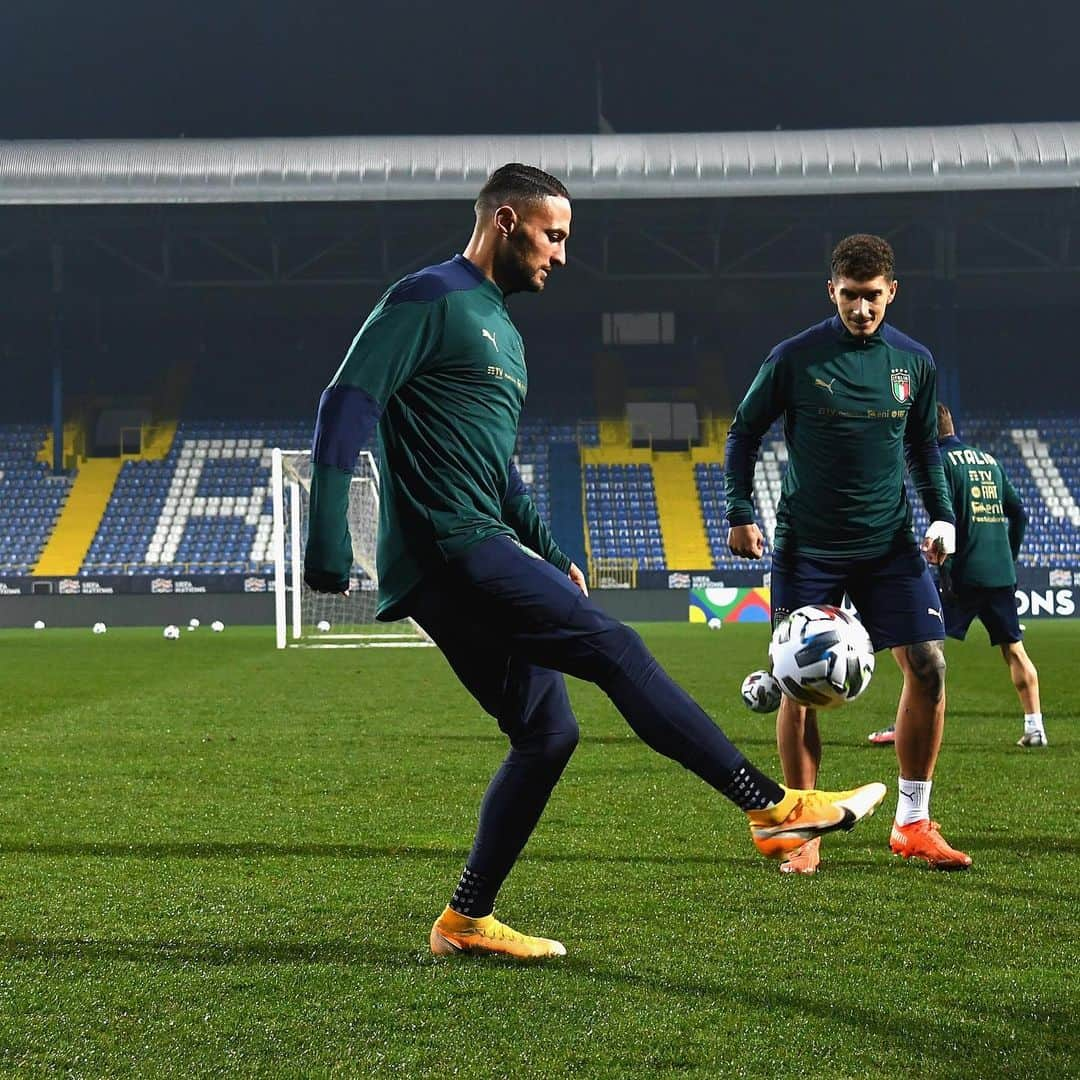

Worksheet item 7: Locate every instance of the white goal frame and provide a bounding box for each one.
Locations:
[271,447,432,650]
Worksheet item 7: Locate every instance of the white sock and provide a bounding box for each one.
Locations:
[1024,713,1044,734]
[895,778,932,826]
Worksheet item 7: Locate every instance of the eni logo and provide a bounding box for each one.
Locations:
[814,377,837,395]
[481,328,499,352]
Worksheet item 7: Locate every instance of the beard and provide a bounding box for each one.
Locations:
[494,233,543,296]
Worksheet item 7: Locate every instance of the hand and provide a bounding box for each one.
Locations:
[922,520,956,566]
[728,523,765,559]
[304,567,350,596]
[568,562,589,596]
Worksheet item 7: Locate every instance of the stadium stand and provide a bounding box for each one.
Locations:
[583,463,666,571]
[77,419,591,577]
[0,425,69,574]
[7,414,1073,580]
[516,419,597,533]
[81,421,310,576]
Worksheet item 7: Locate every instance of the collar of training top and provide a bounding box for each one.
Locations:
[829,312,885,345]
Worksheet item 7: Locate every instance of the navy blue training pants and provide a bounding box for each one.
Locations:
[405,535,752,892]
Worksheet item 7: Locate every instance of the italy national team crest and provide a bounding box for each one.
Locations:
[890,368,911,403]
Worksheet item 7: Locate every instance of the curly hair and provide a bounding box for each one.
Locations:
[830,234,895,281]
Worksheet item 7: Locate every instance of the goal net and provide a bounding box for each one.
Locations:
[271,448,431,649]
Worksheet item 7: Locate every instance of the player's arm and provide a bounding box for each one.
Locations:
[903,360,955,565]
[1001,470,1028,560]
[305,298,443,593]
[724,352,785,559]
[501,461,582,588]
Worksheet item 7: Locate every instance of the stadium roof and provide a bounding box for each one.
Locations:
[1,123,1078,205]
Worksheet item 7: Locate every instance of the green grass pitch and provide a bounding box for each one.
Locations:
[0,620,1075,1078]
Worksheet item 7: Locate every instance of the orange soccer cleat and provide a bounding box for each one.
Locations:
[889,819,972,870]
[867,726,896,745]
[429,906,566,960]
[747,782,887,859]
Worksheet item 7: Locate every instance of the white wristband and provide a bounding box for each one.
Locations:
[925,520,956,555]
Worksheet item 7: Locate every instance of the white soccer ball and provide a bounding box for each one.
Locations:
[706,617,723,630]
[92,622,107,635]
[741,669,782,713]
[163,624,180,640]
[32,620,45,630]
[768,604,875,709]
[189,618,201,629]
[316,620,331,632]
[211,620,225,633]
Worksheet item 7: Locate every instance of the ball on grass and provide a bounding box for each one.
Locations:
[211,620,225,633]
[92,622,107,635]
[163,625,180,640]
[189,618,201,629]
[740,669,782,713]
[316,620,331,632]
[707,617,723,630]
[32,620,45,630]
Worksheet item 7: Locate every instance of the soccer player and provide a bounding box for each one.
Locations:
[725,234,971,875]
[304,164,886,960]
[867,404,1046,748]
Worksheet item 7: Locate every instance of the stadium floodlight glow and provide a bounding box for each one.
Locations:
[270,448,431,650]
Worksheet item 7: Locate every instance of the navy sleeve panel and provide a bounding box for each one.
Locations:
[880,322,935,363]
[722,426,765,527]
[311,384,382,472]
[779,316,839,354]
[384,254,485,305]
[901,347,954,524]
[724,346,790,527]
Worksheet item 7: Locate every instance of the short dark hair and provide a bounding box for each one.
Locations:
[937,402,955,436]
[830,234,895,281]
[476,163,570,213]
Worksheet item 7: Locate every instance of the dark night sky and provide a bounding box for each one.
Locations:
[1,0,1076,140]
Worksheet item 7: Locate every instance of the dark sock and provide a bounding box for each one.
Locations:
[450,865,495,918]
[719,762,785,811]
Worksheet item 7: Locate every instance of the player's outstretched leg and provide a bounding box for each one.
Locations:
[430,907,566,960]
[747,782,887,858]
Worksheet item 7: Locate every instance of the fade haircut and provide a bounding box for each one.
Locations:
[475,163,570,214]
[830,234,896,282]
[937,402,955,437]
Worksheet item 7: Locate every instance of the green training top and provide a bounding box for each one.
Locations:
[724,315,954,561]
[306,255,569,619]
[938,434,1026,588]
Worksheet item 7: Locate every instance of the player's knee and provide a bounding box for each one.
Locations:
[561,604,655,687]
[906,641,946,702]
[546,720,580,764]
[522,719,579,768]
[594,621,652,681]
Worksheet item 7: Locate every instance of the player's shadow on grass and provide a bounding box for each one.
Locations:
[575,962,1074,1068]
[0,841,727,867]
[400,733,644,747]
[0,936,421,967]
